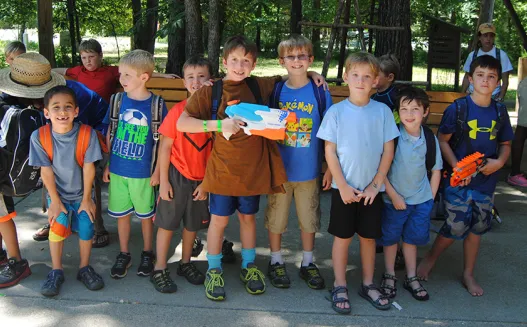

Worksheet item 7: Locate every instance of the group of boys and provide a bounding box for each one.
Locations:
[0,33,513,315]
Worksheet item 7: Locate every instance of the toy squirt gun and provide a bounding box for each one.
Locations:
[450,152,487,187]
[222,100,297,140]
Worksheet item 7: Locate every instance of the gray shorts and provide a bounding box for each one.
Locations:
[154,165,210,232]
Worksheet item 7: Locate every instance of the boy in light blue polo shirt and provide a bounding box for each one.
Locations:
[379,87,442,302]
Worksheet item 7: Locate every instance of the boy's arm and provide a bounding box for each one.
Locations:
[78,162,96,222]
[479,141,511,175]
[158,136,174,200]
[51,68,68,75]
[437,132,458,168]
[384,178,406,210]
[177,111,242,135]
[152,72,181,79]
[150,136,164,186]
[40,166,67,225]
[324,141,360,203]
[430,170,441,199]
[498,72,510,100]
[361,139,394,205]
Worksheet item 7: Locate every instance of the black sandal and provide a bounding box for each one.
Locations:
[358,283,392,310]
[325,286,351,315]
[403,276,429,301]
[380,273,397,298]
[92,231,110,248]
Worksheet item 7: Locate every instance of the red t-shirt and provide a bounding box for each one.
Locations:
[158,99,213,181]
[66,65,120,102]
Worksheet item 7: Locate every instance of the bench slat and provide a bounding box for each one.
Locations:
[150,89,188,102]
[146,78,186,90]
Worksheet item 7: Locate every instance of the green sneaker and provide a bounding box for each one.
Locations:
[204,268,225,301]
[267,261,290,288]
[240,263,266,295]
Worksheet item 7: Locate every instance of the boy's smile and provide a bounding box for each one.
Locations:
[398,97,428,135]
[44,93,79,133]
[183,65,211,95]
[222,47,256,82]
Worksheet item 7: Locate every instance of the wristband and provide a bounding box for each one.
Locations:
[203,121,208,132]
[217,120,222,133]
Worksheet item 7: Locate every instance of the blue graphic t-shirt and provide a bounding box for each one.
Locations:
[439,96,513,194]
[277,82,333,182]
[105,93,168,179]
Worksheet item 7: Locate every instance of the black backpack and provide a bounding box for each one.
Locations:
[269,77,327,119]
[0,104,44,197]
[211,77,263,120]
[393,124,437,179]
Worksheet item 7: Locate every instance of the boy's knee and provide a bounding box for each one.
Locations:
[77,211,95,241]
[211,215,229,229]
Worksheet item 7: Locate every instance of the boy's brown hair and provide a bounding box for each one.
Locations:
[4,41,26,57]
[44,85,78,108]
[183,56,213,77]
[119,49,155,77]
[278,34,313,58]
[344,52,380,76]
[222,35,257,61]
[78,39,103,54]
[395,86,430,114]
[378,54,400,79]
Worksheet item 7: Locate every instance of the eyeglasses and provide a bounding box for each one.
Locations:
[281,54,311,61]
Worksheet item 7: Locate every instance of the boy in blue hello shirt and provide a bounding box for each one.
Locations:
[265,35,333,290]
[102,50,168,279]
[378,87,442,302]
[417,55,513,297]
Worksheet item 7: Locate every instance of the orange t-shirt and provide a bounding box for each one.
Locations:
[158,99,213,181]
[184,76,287,196]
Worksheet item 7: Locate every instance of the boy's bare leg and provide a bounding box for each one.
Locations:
[181,228,197,263]
[382,243,398,291]
[402,242,427,297]
[301,231,314,252]
[332,236,352,310]
[268,231,281,252]
[359,236,388,305]
[117,214,131,253]
[79,239,92,268]
[49,241,64,270]
[207,215,228,255]
[154,228,173,270]
[0,220,21,260]
[463,233,484,296]
[238,213,256,249]
[141,218,154,252]
[417,234,455,280]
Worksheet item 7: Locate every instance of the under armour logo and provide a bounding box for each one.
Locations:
[468,119,496,140]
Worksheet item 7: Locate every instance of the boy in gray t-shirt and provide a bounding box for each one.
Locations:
[29,86,104,297]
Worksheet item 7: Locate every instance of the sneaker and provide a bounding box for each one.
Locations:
[221,239,236,264]
[77,265,104,291]
[191,237,204,257]
[137,251,155,277]
[508,174,527,187]
[267,261,290,288]
[0,249,7,265]
[177,261,205,285]
[110,252,132,279]
[0,258,31,289]
[240,263,266,295]
[40,269,65,297]
[204,268,225,301]
[299,263,325,290]
[151,269,178,293]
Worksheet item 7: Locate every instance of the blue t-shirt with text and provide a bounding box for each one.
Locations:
[105,93,168,179]
[277,82,333,182]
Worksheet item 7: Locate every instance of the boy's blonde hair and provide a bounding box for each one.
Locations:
[119,49,155,76]
[344,52,380,76]
[4,41,26,57]
[78,39,103,54]
[378,54,400,79]
[278,35,313,58]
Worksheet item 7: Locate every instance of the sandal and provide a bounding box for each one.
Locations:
[403,276,429,301]
[33,224,50,242]
[358,283,392,310]
[325,286,351,315]
[380,273,397,298]
[92,231,110,248]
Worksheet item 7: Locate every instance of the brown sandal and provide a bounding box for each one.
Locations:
[33,224,50,241]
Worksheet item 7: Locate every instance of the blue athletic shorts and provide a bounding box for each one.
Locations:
[209,194,260,216]
[379,199,433,246]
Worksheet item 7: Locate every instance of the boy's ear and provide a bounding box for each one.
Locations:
[141,72,150,82]
[388,73,395,82]
[222,57,227,67]
[467,74,474,85]
[372,75,380,87]
[73,106,80,118]
[423,106,430,118]
[43,108,50,119]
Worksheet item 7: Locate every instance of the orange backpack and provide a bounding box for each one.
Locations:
[38,124,108,168]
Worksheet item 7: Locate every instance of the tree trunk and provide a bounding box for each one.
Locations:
[502,0,527,52]
[67,0,77,64]
[74,0,81,45]
[185,0,204,58]
[37,0,55,67]
[353,0,366,51]
[321,0,345,77]
[143,0,159,54]
[312,0,321,56]
[166,0,186,75]
[290,0,302,35]
[255,5,262,52]
[18,22,26,42]
[368,0,375,53]
[470,0,495,52]
[131,0,141,50]
[375,0,412,80]
[336,0,351,84]
[208,0,221,76]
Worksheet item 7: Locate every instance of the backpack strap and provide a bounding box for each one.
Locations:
[495,47,501,64]
[472,47,479,63]
[449,97,471,153]
[270,80,286,109]
[38,124,53,163]
[309,77,326,120]
[150,94,163,174]
[423,125,437,174]
[75,124,92,168]
[245,76,263,105]
[108,92,123,145]
[211,79,223,120]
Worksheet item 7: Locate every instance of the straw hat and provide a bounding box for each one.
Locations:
[0,52,65,99]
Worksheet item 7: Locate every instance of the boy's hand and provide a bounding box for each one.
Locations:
[308,71,328,91]
[48,201,68,226]
[103,165,110,183]
[162,73,181,79]
[479,158,503,176]
[78,198,96,223]
[159,181,173,201]
[202,79,214,87]
[361,183,380,205]
[222,118,244,135]
[322,169,332,191]
[193,183,208,201]
[391,193,407,210]
[339,184,361,204]
[150,168,160,186]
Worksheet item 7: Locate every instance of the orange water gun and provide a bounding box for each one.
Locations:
[223,100,297,140]
[450,152,487,187]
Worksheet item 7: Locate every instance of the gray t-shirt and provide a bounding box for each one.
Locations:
[29,123,102,202]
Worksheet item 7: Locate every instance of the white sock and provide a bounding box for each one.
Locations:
[270,251,283,265]
[302,251,313,267]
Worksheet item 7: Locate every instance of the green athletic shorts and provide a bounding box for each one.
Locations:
[108,173,155,219]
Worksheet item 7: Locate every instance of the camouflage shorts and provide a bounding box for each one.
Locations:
[439,186,493,240]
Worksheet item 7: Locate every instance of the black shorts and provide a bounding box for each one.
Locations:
[328,189,383,239]
[154,165,210,232]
